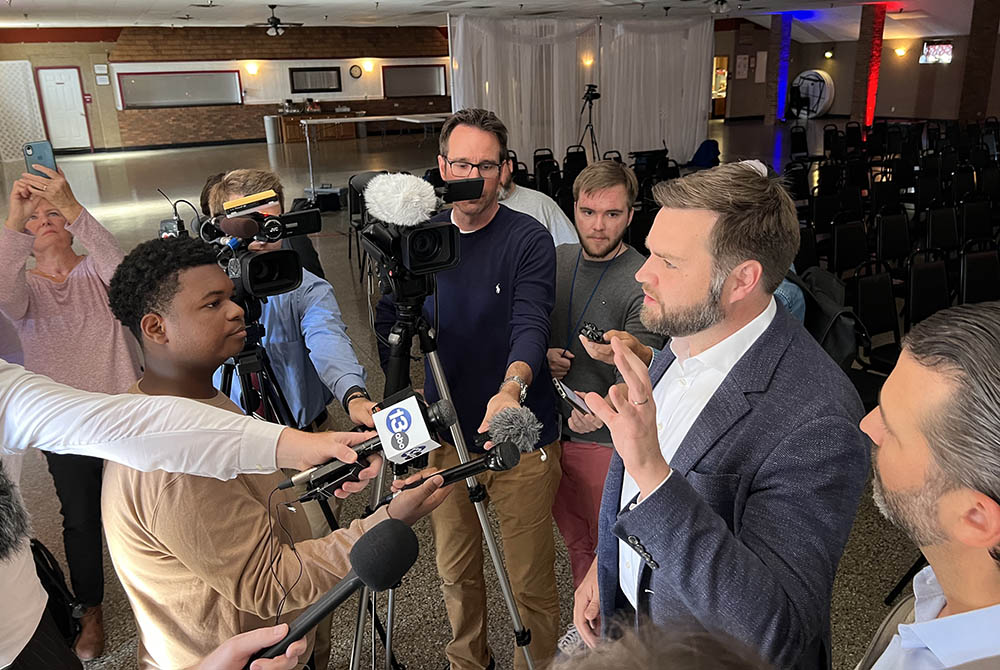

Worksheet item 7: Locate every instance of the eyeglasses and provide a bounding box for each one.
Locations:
[442,157,502,178]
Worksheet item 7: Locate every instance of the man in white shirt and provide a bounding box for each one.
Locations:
[859,303,1000,669]
[499,165,579,246]
[0,360,384,669]
[571,161,869,669]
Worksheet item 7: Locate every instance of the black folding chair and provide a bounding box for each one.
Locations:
[906,248,951,330]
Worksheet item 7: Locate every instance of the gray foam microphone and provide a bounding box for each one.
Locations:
[473,406,543,453]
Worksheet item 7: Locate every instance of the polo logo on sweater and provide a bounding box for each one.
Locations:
[495,283,501,294]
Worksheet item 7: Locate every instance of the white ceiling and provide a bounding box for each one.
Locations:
[0,0,976,42]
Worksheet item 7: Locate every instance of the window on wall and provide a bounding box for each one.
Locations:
[382,65,447,98]
[118,71,242,108]
[920,41,953,64]
[289,67,343,93]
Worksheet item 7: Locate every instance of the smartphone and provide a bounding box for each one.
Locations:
[23,141,57,178]
[552,378,594,415]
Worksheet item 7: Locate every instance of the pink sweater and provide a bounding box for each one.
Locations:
[0,209,141,393]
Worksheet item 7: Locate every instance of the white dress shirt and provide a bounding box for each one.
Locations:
[0,360,286,667]
[872,566,1000,670]
[618,298,776,608]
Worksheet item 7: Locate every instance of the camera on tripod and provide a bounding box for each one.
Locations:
[583,83,600,103]
[196,189,323,299]
[349,172,483,302]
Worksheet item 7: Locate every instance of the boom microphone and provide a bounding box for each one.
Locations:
[473,406,543,452]
[247,519,418,665]
[364,173,439,228]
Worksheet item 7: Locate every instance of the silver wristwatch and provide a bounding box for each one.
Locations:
[501,375,528,405]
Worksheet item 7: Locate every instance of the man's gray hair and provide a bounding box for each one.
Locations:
[903,302,1000,561]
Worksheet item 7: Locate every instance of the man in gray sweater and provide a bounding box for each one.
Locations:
[547,161,666,606]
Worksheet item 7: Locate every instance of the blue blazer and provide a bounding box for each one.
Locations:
[597,304,869,670]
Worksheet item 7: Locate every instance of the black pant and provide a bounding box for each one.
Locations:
[43,452,104,607]
[9,609,82,670]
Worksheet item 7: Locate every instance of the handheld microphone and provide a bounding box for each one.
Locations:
[472,406,543,453]
[377,442,521,508]
[278,392,455,491]
[364,173,439,228]
[247,518,418,665]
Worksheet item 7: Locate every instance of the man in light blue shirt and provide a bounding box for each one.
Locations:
[860,302,1000,669]
[209,170,377,431]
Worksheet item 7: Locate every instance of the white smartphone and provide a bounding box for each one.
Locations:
[552,378,594,415]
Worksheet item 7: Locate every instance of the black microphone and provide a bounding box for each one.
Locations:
[277,435,382,490]
[248,518,418,665]
[376,442,521,508]
[472,406,543,453]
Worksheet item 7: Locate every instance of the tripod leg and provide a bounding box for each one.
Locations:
[349,588,369,670]
[424,349,536,670]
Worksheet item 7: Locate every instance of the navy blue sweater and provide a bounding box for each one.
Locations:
[375,205,559,453]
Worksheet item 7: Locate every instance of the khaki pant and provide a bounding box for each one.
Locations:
[429,441,562,670]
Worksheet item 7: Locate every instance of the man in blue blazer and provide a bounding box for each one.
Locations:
[570,161,869,669]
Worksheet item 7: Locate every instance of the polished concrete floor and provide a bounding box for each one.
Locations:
[9,121,917,670]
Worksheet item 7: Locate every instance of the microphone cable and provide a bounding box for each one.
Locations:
[265,485,305,624]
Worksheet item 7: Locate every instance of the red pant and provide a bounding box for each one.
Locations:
[551,440,614,588]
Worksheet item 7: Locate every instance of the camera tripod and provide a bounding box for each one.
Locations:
[349,298,536,670]
[578,88,601,161]
[218,296,340,531]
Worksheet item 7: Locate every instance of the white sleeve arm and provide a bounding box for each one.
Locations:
[0,361,285,480]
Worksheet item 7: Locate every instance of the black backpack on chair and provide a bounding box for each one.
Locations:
[30,539,84,646]
[784,267,870,370]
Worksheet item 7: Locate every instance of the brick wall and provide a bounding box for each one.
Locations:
[110,26,448,62]
[116,95,450,147]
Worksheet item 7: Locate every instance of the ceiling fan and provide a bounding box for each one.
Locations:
[188,0,221,7]
[172,12,194,20]
[248,4,303,36]
[677,0,731,12]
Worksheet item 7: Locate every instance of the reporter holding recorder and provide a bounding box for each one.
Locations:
[0,358,384,670]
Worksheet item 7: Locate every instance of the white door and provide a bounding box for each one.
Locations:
[37,68,90,149]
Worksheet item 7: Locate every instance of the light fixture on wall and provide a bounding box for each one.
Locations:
[581,54,594,67]
[710,0,731,15]
[363,59,375,72]
[895,46,907,57]
[824,50,833,59]
[245,61,259,75]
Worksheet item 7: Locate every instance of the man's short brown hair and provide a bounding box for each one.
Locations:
[208,169,285,216]
[652,162,799,294]
[572,160,639,209]
[439,108,509,163]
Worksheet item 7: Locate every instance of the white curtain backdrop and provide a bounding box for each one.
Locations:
[597,19,714,163]
[450,15,599,163]
[449,15,713,164]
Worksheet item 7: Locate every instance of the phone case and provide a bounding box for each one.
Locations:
[23,141,57,178]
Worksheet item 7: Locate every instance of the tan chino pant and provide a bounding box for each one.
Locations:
[428,441,562,670]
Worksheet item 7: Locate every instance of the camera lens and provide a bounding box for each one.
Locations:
[409,229,442,262]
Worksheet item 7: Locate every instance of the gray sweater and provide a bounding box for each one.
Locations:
[549,244,667,445]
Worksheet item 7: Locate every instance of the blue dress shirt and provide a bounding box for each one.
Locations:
[214,269,367,428]
[872,566,1000,669]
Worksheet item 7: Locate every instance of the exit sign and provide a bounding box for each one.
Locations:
[83,93,93,103]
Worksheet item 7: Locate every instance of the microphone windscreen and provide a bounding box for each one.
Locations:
[350,518,419,591]
[218,216,260,239]
[488,406,543,453]
[364,173,438,228]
